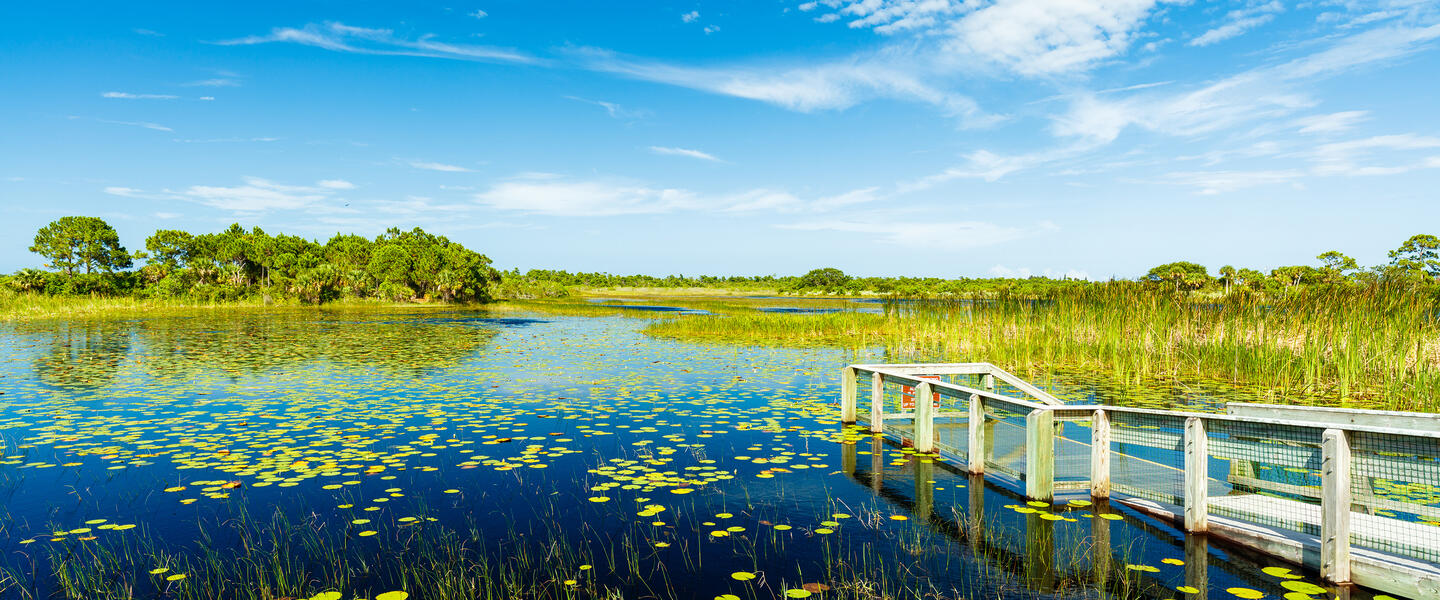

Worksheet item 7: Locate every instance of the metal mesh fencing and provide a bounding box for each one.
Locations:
[1053,413,1093,490]
[932,386,970,463]
[982,398,1030,480]
[1348,431,1440,564]
[1108,411,1188,505]
[1204,419,1324,534]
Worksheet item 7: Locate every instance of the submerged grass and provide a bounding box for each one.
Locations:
[647,283,1440,411]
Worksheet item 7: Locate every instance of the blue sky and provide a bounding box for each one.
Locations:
[3,1,1439,278]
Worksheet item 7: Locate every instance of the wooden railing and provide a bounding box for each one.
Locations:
[840,363,1440,598]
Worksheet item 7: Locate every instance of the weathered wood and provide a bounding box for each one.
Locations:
[982,373,995,391]
[1184,417,1208,532]
[841,366,857,423]
[869,371,884,433]
[914,381,935,453]
[988,364,1063,406]
[1229,403,1440,434]
[968,393,985,474]
[1092,409,1111,499]
[1322,428,1352,583]
[1025,409,1054,502]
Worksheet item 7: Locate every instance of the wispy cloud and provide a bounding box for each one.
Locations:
[84,117,173,132]
[564,96,648,120]
[649,146,723,162]
[105,177,353,213]
[101,91,178,100]
[682,10,700,23]
[407,160,474,172]
[1308,134,1440,176]
[572,46,991,125]
[1158,169,1305,195]
[183,78,241,87]
[1189,1,1283,47]
[133,28,163,36]
[1293,110,1370,134]
[215,22,539,64]
[469,9,488,19]
[476,175,697,216]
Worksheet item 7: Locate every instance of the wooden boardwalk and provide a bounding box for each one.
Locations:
[842,362,1440,600]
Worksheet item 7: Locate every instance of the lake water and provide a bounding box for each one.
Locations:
[0,308,1385,599]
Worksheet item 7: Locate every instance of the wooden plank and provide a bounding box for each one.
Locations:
[1092,409,1111,499]
[1228,403,1440,434]
[1184,417,1208,532]
[1322,428,1352,583]
[987,364,1064,406]
[1026,409,1054,502]
[968,394,985,475]
[869,371,883,434]
[841,366,857,423]
[914,381,935,453]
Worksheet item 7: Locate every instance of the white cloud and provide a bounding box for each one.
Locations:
[564,96,648,120]
[107,177,353,213]
[216,21,538,64]
[469,9,488,18]
[816,0,1176,76]
[184,78,241,87]
[704,25,721,34]
[154,212,182,219]
[779,219,1028,251]
[1308,134,1440,176]
[574,46,990,124]
[133,28,163,36]
[408,160,473,172]
[682,10,700,23]
[1159,169,1305,195]
[476,176,697,216]
[649,146,723,162]
[1294,110,1370,134]
[92,118,173,132]
[101,91,179,100]
[181,177,333,212]
[1189,1,1283,47]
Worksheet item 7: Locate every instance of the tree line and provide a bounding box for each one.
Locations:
[8,217,499,303]
[6,216,1438,302]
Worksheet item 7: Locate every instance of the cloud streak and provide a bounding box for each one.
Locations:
[649,146,723,162]
[215,22,539,65]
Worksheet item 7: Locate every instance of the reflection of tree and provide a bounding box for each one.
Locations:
[132,310,498,379]
[19,320,132,389]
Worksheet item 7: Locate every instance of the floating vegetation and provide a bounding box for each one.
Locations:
[0,308,1402,599]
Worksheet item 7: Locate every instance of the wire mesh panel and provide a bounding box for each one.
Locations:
[982,398,1030,480]
[1109,411,1188,505]
[931,386,970,462]
[1205,419,1324,534]
[1348,431,1440,564]
[1053,414,1093,490]
[877,373,917,442]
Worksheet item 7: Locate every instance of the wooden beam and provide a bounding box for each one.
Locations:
[1184,417,1208,532]
[1322,428,1352,584]
[869,371,884,434]
[1092,409,1111,499]
[1228,403,1440,434]
[1025,409,1055,502]
[841,366,857,423]
[968,393,985,475]
[914,380,935,453]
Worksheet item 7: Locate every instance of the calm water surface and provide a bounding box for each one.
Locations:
[0,309,1383,599]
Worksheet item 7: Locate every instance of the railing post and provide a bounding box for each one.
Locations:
[968,393,985,474]
[914,381,935,453]
[1184,417,1208,532]
[983,373,995,391]
[1025,409,1054,502]
[1322,428,1352,583]
[841,366,857,423]
[1091,409,1110,499]
[869,372,884,433]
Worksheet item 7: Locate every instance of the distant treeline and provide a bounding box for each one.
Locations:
[504,234,1440,297]
[7,217,498,303]
[5,216,1440,303]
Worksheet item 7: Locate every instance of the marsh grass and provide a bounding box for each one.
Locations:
[647,283,1440,411]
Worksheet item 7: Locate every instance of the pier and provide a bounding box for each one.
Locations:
[840,362,1440,599]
